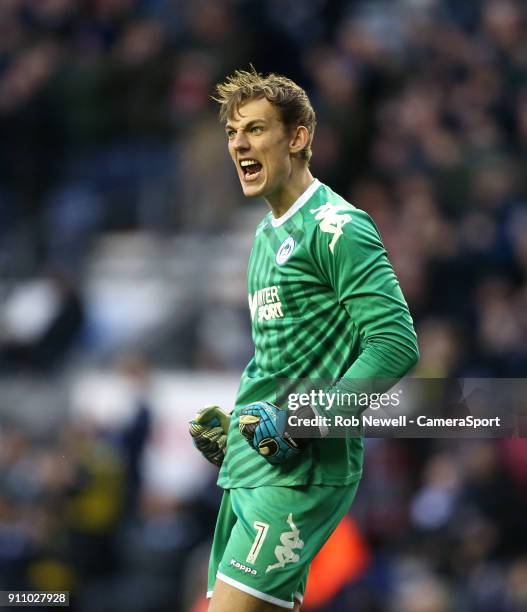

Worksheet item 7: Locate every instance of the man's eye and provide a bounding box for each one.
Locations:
[227,130,236,139]
[251,126,263,133]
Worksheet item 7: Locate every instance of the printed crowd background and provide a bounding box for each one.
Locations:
[0,1,526,611]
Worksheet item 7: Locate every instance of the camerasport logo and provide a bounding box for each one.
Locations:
[230,559,258,575]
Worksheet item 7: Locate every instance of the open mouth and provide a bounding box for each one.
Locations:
[240,159,263,182]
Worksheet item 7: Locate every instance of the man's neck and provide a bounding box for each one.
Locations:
[265,167,315,219]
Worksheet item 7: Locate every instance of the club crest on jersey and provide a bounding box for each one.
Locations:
[310,202,352,254]
[276,235,295,265]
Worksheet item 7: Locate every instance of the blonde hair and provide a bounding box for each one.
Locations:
[214,67,316,163]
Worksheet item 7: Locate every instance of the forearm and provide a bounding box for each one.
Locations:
[329,335,419,412]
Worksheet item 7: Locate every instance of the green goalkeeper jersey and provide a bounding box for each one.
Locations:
[218,179,418,489]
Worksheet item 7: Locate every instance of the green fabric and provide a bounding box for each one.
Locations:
[218,180,418,489]
[208,482,360,608]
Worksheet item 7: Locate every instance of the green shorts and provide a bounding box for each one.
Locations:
[207,481,360,609]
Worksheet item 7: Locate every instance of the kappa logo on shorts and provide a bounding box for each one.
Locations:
[266,513,304,573]
[230,558,258,576]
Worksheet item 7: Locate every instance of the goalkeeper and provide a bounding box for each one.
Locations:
[189,68,419,612]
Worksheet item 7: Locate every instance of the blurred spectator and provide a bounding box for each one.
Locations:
[0,267,85,372]
[391,574,451,612]
[112,352,153,519]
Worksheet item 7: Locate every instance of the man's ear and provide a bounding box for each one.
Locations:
[289,126,309,157]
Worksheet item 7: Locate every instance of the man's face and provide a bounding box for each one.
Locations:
[226,97,293,199]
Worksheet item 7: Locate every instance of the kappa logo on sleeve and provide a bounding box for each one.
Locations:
[310,202,352,253]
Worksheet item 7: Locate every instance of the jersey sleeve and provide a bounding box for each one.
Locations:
[310,207,419,387]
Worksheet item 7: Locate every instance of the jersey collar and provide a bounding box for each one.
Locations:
[270,179,321,228]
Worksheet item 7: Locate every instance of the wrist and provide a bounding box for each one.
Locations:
[287,403,328,446]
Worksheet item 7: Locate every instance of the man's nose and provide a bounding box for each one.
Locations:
[232,131,249,150]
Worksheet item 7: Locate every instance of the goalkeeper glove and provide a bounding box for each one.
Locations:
[239,401,325,465]
[189,405,230,467]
